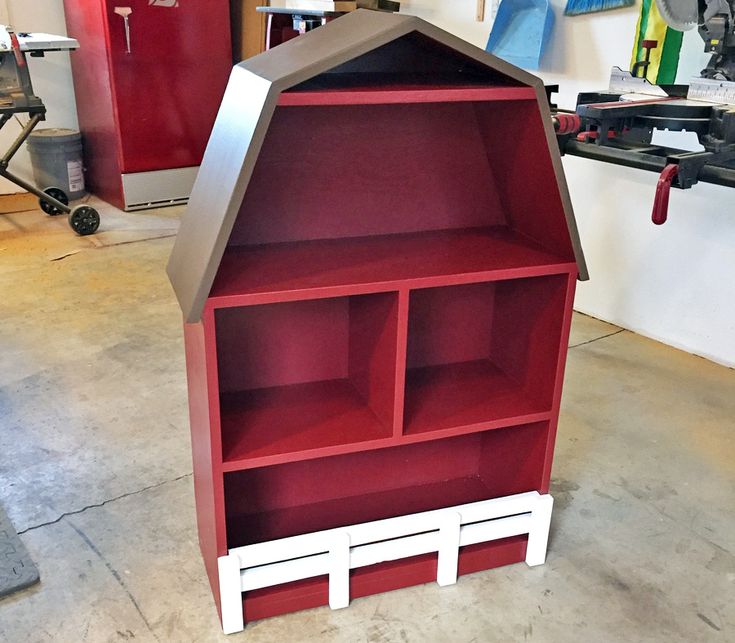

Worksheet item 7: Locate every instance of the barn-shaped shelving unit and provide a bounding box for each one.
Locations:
[167,10,586,634]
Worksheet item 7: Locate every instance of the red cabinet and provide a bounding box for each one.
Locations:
[167,11,586,634]
[63,0,231,209]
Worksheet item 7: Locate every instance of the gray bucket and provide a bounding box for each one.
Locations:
[26,128,87,200]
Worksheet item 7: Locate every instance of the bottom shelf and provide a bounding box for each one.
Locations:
[220,490,553,632]
[242,536,528,623]
[224,422,549,548]
[227,474,493,547]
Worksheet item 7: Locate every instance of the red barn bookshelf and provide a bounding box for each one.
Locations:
[168,10,586,634]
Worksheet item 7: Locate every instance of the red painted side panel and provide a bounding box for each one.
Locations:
[491,276,569,406]
[474,100,576,262]
[63,0,231,203]
[539,273,579,493]
[63,0,124,208]
[184,318,227,615]
[102,0,231,173]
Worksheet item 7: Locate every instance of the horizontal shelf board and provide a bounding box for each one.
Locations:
[278,86,536,106]
[209,227,576,307]
[220,379,392,469]
[404,359,551,436]
[226,474,498,548]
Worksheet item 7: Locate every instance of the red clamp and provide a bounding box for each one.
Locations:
[553,113,581,135]
[651,164,679,225]
[576,129,618,143]
[8,30,25,68]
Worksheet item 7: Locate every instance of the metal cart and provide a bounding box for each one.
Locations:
[0,25,99,235]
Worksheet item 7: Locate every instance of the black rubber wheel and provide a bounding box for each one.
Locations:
[68,205,100,236]
[39,187,69,216]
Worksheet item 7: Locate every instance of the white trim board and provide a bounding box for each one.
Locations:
[218,491,554,634]
[121,166,198,211]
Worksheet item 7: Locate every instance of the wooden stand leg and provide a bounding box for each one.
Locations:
[218,554,245,634]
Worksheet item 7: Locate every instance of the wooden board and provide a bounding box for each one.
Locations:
[0,192,37,214]
[231,0,267,61]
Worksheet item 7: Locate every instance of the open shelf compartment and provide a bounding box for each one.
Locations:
[215,292,400,468]
[223,421,550,549]
[404,276,568,436]
[209,98,576,305]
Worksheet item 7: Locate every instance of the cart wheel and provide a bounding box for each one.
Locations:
[40,187,69,216]
[68,205,100,236]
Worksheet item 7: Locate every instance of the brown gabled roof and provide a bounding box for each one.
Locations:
[167,9,587,323]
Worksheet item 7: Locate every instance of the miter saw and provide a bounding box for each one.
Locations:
[552,0,735,224]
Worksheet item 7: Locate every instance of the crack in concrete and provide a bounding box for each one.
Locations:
[569,329,625,349]
[17,473,192,535]
[92,232,177,249]
[69,521,161,642]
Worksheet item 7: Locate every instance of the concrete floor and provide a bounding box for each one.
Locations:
[0,202,733,643]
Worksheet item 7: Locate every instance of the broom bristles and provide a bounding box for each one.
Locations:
[564,0,635,16]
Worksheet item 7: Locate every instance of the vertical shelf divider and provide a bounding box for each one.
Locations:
[393,289,410,438]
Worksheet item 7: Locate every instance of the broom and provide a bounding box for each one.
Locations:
[564,0,635,16]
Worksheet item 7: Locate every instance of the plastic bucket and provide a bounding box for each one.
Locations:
[26,128,87,200]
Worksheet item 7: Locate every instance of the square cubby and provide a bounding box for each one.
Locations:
[214,292,399,466]
[404,276,568,435]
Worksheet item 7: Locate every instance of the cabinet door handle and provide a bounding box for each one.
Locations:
[114,7,133,54]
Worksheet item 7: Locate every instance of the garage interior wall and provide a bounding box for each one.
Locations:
[7,0,735,367]
[401,1,735,368]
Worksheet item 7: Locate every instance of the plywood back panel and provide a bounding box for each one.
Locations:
[228,102,505,246]
[478,422,549,496]
[215,299,349,392]
[225,433,484,514]
[407,283,496,369]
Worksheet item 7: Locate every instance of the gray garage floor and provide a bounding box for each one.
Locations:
[0,201,733,643]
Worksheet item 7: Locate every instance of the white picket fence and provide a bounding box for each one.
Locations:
[218,490,554,634]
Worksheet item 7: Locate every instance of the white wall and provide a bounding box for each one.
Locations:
[0,0,78,193]
[9,1,735,366]
[401,0,735,367]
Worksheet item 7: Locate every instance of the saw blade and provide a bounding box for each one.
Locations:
[654,0,698,31]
